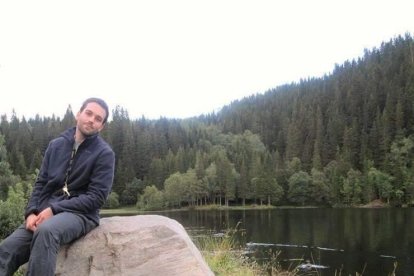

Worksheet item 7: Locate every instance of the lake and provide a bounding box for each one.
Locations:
[103,208,414,275]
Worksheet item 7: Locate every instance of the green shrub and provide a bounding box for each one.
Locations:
[136,185,164,211]
[104,192,120,209]
[0,183,27,239]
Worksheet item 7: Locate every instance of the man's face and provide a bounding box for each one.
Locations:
[76,102,106,137]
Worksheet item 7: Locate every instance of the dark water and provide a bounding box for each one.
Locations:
[105,208,414,275]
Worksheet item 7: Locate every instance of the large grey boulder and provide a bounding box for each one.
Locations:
[54,215,214,276]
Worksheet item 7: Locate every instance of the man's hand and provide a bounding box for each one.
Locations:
[25,207,54,232]
[36,207,54,226]
[26,213,38,232]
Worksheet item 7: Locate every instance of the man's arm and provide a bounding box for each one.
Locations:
[25,142,51,219]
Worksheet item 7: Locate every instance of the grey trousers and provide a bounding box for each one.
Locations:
[0,212,96,276]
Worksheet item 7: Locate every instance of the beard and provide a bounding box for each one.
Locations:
[77,123,99,138]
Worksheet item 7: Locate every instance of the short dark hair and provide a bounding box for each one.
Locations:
[80,97,110,124]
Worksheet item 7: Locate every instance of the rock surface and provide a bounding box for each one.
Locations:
[54,215,214,276]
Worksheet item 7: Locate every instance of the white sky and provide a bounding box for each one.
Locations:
[0,0,413,120]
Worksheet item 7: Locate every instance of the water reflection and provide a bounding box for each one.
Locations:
[104,208,414,275]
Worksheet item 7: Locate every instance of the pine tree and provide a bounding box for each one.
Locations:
[0,135,19,200]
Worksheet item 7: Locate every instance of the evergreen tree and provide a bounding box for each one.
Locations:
[0,134,20,200]
[323,160,344,204]
[121,177,145,206]
[388,137,414,203]
[367,167,394,203]
[342,169,363,205]
[310,168,331,205]
[312,106,324,170]
[61,105,75,132]
[285,119,301,161]
[287,171,312,205]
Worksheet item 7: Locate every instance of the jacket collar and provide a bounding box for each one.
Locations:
[61,127,99,146]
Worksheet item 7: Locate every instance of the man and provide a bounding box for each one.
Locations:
[0,98,115,276]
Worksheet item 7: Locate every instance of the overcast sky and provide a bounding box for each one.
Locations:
[0,0,413,120]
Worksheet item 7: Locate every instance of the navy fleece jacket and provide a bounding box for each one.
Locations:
[25,127,115,225]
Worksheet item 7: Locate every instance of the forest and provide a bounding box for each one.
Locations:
[1,33,414,212]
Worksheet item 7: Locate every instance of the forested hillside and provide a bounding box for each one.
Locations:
[1,33,414,209]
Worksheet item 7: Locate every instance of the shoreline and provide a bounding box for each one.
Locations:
[100,201,397,216]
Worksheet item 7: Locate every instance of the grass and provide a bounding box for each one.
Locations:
[195,224,297,276]
[196,230,263,275]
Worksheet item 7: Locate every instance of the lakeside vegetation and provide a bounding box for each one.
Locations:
[195,224,297,276]
[100,199,392,217]
[100,204,278,215]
